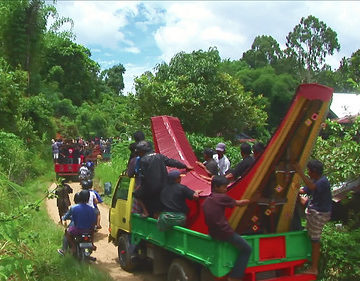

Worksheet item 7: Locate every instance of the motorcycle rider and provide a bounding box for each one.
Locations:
[81,179,103,230]
[57,192,80,256]
[79,163,90,180]
[65,190,96,255]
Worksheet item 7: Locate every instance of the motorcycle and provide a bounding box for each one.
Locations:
[73,232,96,262]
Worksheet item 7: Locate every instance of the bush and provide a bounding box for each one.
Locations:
[319,223,360,280]
[0,131,49,183]
[94,140,130,194]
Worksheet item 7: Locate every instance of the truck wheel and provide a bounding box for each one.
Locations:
[168,258,199,281]
[118,234,138,272]
[200,266,216,281]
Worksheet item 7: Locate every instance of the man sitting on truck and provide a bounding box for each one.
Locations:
[203,176,251,281]
[196,148,219,176]
[133,141,193,218]
[226,143,254,181]
[158,170,201,231]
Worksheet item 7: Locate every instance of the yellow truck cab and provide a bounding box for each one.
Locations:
[109,175,135,236]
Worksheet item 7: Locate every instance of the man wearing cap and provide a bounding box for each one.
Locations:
[213,142,231,176]
[133,141,193,218]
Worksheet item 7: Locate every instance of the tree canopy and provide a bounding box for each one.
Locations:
[0,6,359,145]
[134,48,268,139]
[286,15,340,82]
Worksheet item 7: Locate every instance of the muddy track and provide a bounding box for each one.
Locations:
[46,182,165,281]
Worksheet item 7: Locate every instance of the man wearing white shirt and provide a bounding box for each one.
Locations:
[213,142,231,176]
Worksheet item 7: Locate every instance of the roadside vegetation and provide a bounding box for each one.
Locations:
[0,133,111,280]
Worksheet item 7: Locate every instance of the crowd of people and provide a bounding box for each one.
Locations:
[55,178,103,258]
[51,137,112,164]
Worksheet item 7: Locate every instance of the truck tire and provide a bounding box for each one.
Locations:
[167,258,199,281]
[118,234,138,272]
[200,266,216,281]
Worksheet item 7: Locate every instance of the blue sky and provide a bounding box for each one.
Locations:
[52,1,360,94]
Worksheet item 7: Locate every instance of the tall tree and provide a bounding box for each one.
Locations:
[42,34,101,106]
[340,49,360,92]
[101,63,126,95]
[235,66,297,131]
[242,35,283,70]
[286,15,340,82]
[0,0,52,93]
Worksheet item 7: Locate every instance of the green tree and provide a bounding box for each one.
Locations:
[313,118,360,185]
[42,33,101,106]
[134,48,268,139]
[335,50,360,92]
[234,66,297,130]
[0,58,27,133]
[0,0,57,94]
[101,63,126,95]
[19,94,55,141]
[286,15,340,82]
[242,35,283,70]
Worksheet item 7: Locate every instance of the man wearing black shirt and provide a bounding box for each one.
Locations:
[226,143,254,180]
[133,141,193,217]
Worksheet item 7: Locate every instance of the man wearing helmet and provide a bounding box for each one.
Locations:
[133,141,193,218]
[79,163,90,180]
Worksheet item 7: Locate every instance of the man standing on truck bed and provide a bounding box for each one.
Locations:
[294,160,332,276]
[133,141,193,218]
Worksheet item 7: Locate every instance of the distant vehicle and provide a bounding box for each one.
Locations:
[54,144,82,180]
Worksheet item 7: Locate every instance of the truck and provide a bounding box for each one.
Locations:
[109,84,333,281]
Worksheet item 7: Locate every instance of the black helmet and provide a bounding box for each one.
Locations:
[133,131,145,142]
[135,140,151,153]
[81,180,90,190]
[81,179,93,189]
[78,190,90,203]
[87,179,93,188]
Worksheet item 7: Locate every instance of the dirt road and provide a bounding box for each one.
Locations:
[46,182,166,281]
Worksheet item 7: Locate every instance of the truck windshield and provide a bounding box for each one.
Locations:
[111,176,130,207]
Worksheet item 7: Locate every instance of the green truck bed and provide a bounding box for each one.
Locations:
[131,214,312,277]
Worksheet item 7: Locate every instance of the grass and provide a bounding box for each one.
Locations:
[0,172,112,281]
[94,157,127,206]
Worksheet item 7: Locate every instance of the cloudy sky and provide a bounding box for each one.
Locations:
[52,1,360,94]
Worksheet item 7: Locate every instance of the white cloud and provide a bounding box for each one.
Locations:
[153,1,360,67]
[54,1,140,49]
[124,47,141,54]
[123,63,152,94]
[154,2,247,62]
